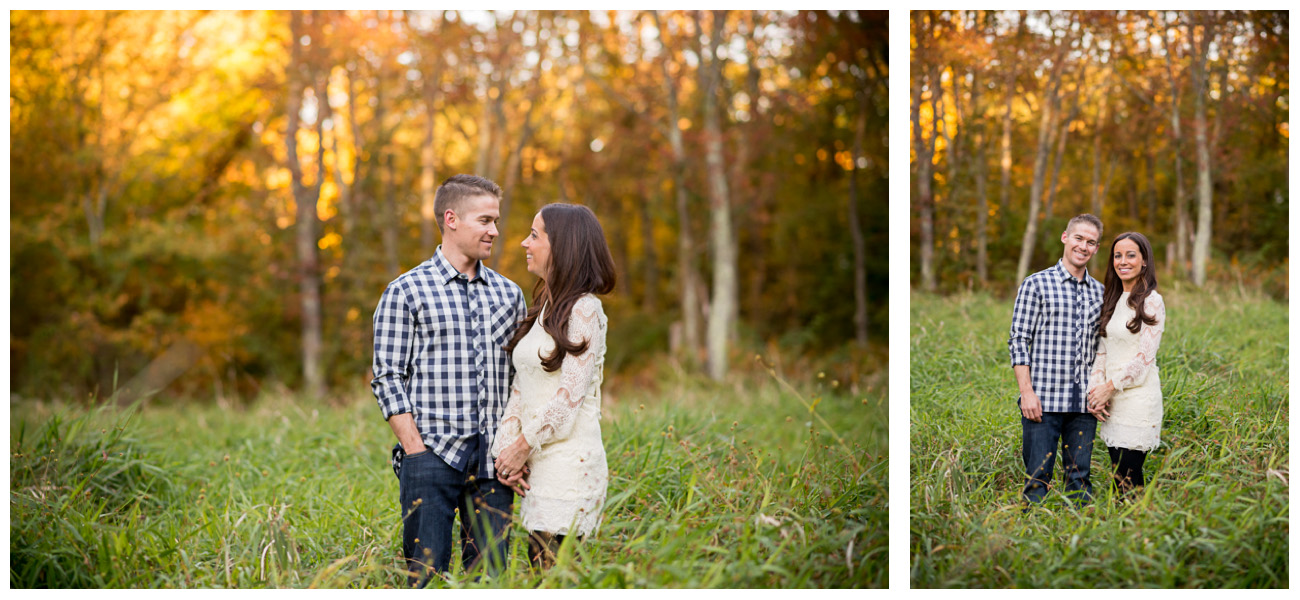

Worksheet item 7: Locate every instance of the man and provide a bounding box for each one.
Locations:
[371,174,527,586]
[1008,214,1105,506]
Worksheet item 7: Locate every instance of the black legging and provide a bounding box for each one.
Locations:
[1106,446,1148,494]
[528,531,576,569]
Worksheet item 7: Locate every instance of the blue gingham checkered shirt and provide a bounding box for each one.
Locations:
[371,246,526,478]
[1008,260,1104,413]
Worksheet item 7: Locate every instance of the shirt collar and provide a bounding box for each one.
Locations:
[431,246,489,286]
[1053,259,1093,285]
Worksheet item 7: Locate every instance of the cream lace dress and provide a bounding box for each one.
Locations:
[491,294,608,537]
[1089,291,1166,451]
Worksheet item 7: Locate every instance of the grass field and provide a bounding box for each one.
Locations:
[10,358,886,588]
[910,285,1288,587]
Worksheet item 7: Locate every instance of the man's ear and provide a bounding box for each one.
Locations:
[1060,229,1069,244]
[444,209,458,231]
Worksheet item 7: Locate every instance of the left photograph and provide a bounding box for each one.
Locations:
[9,10,888,588]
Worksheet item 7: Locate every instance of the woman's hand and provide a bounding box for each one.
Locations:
[1087,381,1114,421]
[494,435,531,480]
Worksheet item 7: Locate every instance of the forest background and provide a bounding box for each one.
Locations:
[910,10,1288,294]
[10,10,886,403]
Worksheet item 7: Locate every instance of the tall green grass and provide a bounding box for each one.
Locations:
[910,285,1288,587]
[11,363,885,588]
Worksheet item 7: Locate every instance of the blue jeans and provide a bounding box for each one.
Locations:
[1021,412,1096,504]
[398,448,514,587]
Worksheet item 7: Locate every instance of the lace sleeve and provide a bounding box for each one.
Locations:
[1111,294,1166,392]
[520,296,605,453]
[1088,338,1108,394]
[489,380,524,458]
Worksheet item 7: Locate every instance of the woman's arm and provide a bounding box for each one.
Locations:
[1109,294,1166,393]
[1088,339,1108,395]
[490,381,524,459]
[519,296,605,454]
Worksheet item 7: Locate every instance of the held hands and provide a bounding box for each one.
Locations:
[494,436,532,497]
[1087,381,1115,421]
[497,466,531,497]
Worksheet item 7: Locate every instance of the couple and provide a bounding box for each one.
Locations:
[370,174,616,586]
[1009,214,1167,505]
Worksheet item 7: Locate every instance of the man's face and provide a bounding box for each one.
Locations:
[447,194,501,262]
[1061,222,1100,270]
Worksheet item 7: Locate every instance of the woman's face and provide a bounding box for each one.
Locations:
[1112,238,1144,287]
[522,212,552,279]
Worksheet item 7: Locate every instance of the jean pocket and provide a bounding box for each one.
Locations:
[393,444,432,479]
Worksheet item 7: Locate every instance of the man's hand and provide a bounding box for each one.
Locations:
[497,467,531,497]
[1019,391,1043,423]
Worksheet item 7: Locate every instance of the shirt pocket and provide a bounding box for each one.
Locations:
[488,302,520,350]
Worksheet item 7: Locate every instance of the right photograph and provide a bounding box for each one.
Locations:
[909,10,1288,588]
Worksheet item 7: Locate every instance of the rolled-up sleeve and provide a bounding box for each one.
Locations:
[371,281,415,420]
[1008,278,1038,367]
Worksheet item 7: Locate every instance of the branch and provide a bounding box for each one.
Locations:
[580,63,672,140]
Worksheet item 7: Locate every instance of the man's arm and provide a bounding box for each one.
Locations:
[388,413,427,454]
[372,282,421,445]
[1013,364,1041,422]
[1009,279,1042,422]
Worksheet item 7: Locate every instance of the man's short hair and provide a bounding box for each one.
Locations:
[434,174,502,233]
[1066,213,1103,236]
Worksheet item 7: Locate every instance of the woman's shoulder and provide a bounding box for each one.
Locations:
[577,293,605,312]
[567,293,605,319]
[1145,290,1164,307]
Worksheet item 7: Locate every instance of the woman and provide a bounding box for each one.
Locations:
[490,203,615,568]
[1087,231,1166,496]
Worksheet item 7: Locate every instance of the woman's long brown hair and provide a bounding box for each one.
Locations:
[1098,231,1159,337]
[504,203,616,372]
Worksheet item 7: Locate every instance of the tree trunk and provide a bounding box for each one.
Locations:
[286,11,325,398]
[474,76,494,177]
[492,95,540,270]
[698,10,736,382]
[971,65,990,287]
[1044,61,1083,220]
[726,11,762,342]
[912,13,937,292]
[1090,78,1110,217]
[1127,171,1139,223]
[1015,25,1068,284]
[420,91,438,258]
[1163,24,1190,278]
[848,87,869,346]
[999,11,1026,249]
[938,66,961,208]
[379,150,400,275]
[653,11,701,365]
[1145,150,1158,232]
[639,185,659,313]
[1043,111,1069,220]
[1190,13,1216,287]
